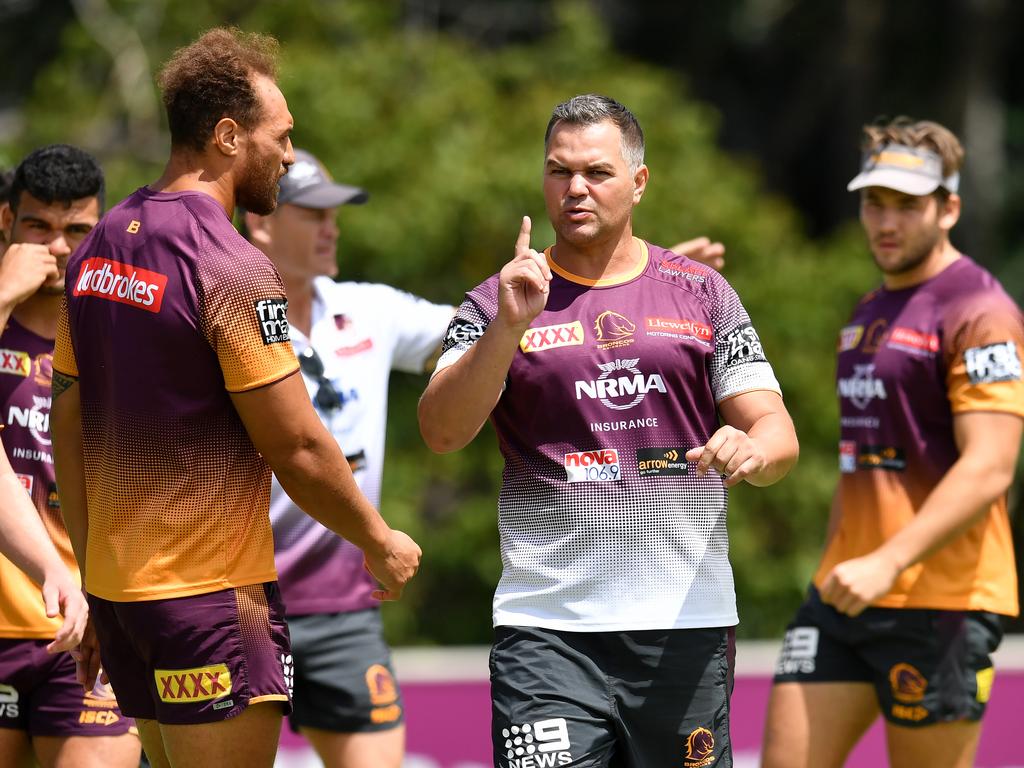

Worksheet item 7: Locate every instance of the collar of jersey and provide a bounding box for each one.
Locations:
[545,238,649,287]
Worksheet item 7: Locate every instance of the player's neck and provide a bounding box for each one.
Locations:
[552,227,639,282]
[10,293,58,341]
[151,153,235,219]
[882,240,960,291]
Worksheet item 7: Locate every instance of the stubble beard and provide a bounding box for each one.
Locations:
[874,227,941,278]
[237,150,281,216]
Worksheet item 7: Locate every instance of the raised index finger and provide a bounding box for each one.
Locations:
[515,215,532,257]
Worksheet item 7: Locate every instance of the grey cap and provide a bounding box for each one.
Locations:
[278,149,369,208]
[847,143,960,196]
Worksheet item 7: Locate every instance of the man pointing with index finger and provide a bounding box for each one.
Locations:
[419,93,798,767]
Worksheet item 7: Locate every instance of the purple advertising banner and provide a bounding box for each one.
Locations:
[275,639,1024,767]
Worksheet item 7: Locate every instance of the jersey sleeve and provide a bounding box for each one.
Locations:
[707,274,781,403]
[431,281,497,377]
[198,232,300,392]
[52,297,78,377]
[381,287,455,374]
[946,296,1024,417]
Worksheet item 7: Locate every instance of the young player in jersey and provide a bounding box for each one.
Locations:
[0,434,87,651]
[243,149,454,768]
[49,29,421,768]
[0,145,140,768]
[763,119,1024,768]
[419,94,799,768]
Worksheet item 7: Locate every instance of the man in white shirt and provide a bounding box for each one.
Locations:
[244,149,453,768]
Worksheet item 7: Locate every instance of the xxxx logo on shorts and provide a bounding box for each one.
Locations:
[154,664,232,703]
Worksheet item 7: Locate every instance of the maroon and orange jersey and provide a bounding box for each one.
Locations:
[0,319,77,638]
[53,188,299,602]
[814,256,1024,614]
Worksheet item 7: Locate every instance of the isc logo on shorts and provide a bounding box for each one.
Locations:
[500,717,572,766]
[154,664,232,703]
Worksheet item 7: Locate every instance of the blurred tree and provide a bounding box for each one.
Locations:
[7,0,1016,642]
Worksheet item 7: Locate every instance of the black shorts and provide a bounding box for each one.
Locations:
[773,586,1003,727]
[286,608,403,734]
[490,625,734,768]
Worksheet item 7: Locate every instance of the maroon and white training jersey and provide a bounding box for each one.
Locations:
[435,240,782,631]
[815,256,1024,614]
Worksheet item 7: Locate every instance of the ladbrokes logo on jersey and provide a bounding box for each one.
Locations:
[575,358,667,411]
[499,717,573,767]
[521,321,584,353]
[154,664,232,703]
[837,364,887,410]
[73,258,167,313]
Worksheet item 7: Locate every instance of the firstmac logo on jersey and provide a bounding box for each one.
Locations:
[73,258,167,313]
[500,717,572,767]
[965,341,1022,384]
[442,317,486,354]
[255,299,290,345]
[575,358,666,411]
[723,323,766,366]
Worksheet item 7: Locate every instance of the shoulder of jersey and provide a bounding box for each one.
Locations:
[646,246,716,297]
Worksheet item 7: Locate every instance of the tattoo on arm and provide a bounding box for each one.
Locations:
[51,370,78,400]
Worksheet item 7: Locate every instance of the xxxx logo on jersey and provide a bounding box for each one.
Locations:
[520,321,584,353]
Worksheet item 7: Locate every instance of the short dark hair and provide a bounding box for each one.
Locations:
[544,94,645,172]
[8,144,105,214]
[0,169,14,203]
[157,27,280,152]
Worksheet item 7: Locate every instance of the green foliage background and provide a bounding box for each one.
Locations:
[3,0,885,641]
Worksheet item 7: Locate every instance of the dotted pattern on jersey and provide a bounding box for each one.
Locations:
[816,257,1023,615]
[53,298,78,377]
[62,190,290,601]
[705,272,781,402]
[440,250,780,631]
[0,321,78,637]
[194,214,300,392]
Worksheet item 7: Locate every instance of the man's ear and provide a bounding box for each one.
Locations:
[212,117,242,157]
[938,192,961,232]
